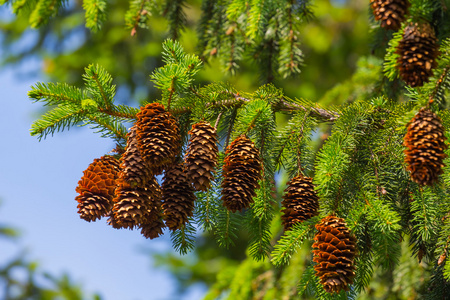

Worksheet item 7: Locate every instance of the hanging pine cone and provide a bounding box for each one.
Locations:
[281,175,319,231]
[185,122,219,191]
[109,176,162,229]
[135,103,181,175]
[396,22,439,87]
[75,155,120,222]
[161,162,196,231]
[313,215,357,294]
[221,135,262,212]
[120,125,153,187]
[140,208,165,239]
[404,108,448,186]
[370,0,410,31]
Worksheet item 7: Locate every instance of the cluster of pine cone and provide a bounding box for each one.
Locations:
[370,1,440,87]
[280,175,356,294]
[73,102,447,293]
[75,103,264,239]
[75,103,215,238]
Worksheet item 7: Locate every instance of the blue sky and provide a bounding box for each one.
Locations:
[0,8,206,300]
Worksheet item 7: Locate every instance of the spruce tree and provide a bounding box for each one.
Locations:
[3,0,450,298]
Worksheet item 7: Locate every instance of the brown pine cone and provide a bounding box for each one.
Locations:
[221,135,262,212]
[313,215,357,294]
[281,175,319,231]
[370,0,410,31]
[162,162,196,231]
[120,125,153,187]
[140,208,165,239]
[404,108,448,186]
[396,22,439,87]
[109,176,162,229]
[75,155,120,222]
[185,122,219,191]
[135,103,181,175]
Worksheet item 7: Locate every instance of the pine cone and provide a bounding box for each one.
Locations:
[120,125,153,187]
[140,208,165,239]
[404,108,448,186]
[313,215,357,294]
[370,0,410,31]
[75,155,120,222]
[109,176,162,229]
[185,122,219,191]
[221,135,262,212]
[281,175,319,231]
[396,22,439,87]
[135,103,181,175]
[162,162,196,231]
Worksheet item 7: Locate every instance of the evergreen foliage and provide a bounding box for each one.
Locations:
[6,0,450,298]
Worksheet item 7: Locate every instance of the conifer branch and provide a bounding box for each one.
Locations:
[167,78,176,110]
[92,72,111,110]
[83,0,107,32]
[243,109,263,135]
[224,109,237,149]
[28,82,84,105]
[429,67,450,103]
[86,115,127,142]
[30,105,85,140]
[171,222,196,255]
[296,112,309,175]
[126,0,151,36]
[30,0,61,28]
[97,107,137,120]
[169,93,337,121]
[271,218,317,266]
[214,112,223,130]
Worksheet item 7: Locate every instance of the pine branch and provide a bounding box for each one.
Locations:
[196,0,217,56]
[83,0,107,32]
[29,0,63,28]
[277,0,305,78]
[170,222,196,255]
[83,64,116,110]
[169,92,338,121]
[30,104,85,140]
[10,0,38,14]
[163,0,187,40]
[247,179,275,261]
[28,82,85,106]
[383,28,403,81]
[273,110,315,175]
[271,217,317,266]
[429,66,450,102]
[99,104,139,120]
[247,0,269,40]
[125,0,152,36]
[86,114,128,144]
